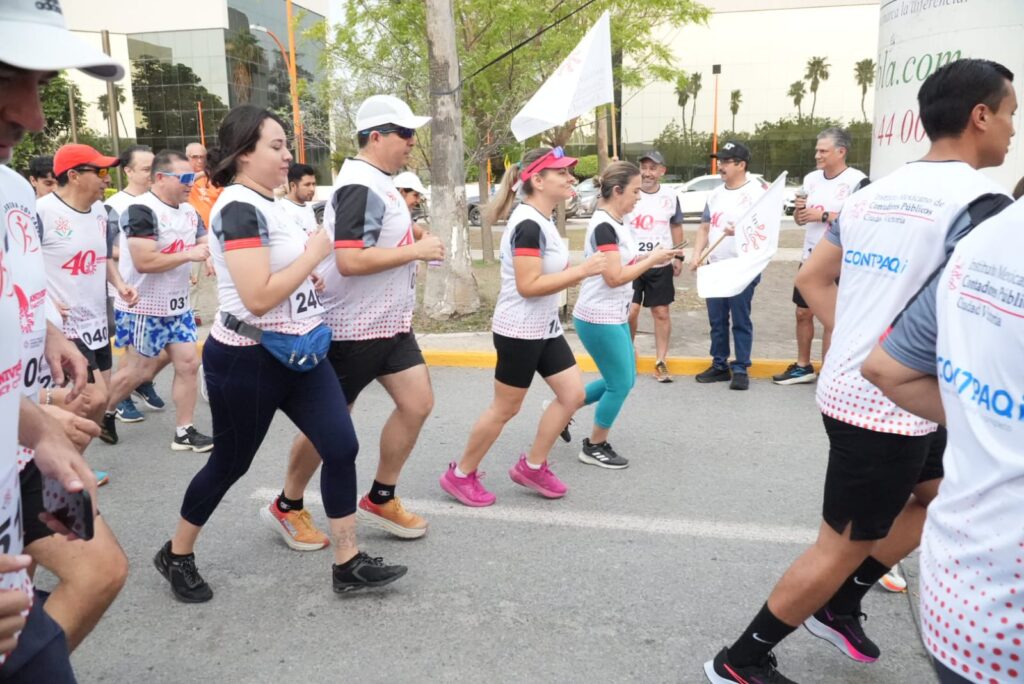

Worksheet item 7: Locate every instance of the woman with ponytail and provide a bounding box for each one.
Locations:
[439,147,607,506]
[573,162,682,469]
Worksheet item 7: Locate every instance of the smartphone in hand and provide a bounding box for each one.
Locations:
[42,477,94,541]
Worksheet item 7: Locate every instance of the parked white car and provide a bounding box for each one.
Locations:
[676,174,769,219]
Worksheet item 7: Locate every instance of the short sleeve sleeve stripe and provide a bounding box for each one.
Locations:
[593,222,620,252]
[211,200,270,251]
[333,184,385,248]
[121,204,158,239]
[512,219,543,257]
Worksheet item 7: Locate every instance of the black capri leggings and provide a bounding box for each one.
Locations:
[180,336,359,524]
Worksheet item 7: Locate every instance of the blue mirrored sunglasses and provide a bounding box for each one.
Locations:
[162,171,197,186]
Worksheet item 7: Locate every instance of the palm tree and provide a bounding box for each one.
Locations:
[729,89,742,131]
[226,30,265,104]
[788,80,806,121]
[804,56,831,119]
[674,72,690,137]
[688,71,703,135]
[854,58,876,122]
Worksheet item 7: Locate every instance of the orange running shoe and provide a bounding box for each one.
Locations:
[356,495,428,539]
[260,499,330,551]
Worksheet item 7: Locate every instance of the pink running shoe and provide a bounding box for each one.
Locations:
[508,454,567,498]
[439,462,496,507]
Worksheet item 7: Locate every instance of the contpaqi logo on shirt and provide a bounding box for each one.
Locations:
[844,249,908,274]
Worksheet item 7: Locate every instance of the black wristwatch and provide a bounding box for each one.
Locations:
[674,255,685,262]
[822,211,831,223]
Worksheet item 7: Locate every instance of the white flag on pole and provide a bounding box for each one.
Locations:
[696,172,788,299]
[511,11,613,142]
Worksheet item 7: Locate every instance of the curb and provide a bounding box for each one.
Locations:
[117,341,817,380]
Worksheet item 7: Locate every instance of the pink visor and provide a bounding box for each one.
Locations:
[519,147,578,183]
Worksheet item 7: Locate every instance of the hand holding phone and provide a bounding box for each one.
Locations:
[42,477,94,541]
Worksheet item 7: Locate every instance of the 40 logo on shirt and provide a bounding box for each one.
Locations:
[709,211,724,228]
[61,249,98,276]
[630,214,655,231]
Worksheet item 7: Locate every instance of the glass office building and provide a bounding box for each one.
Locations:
[123,0,327,178]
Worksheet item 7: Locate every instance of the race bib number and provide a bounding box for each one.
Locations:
[165,288,190,314]
[76,316,109,350]
[636,241,656,253]
[0,466,23,562]
[290,284,324,321]
[20,329,51,394]
[546,316,563,338]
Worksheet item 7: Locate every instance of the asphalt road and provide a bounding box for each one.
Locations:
[57,367,935,683]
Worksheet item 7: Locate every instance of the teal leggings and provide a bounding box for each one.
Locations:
[574,318,636,430]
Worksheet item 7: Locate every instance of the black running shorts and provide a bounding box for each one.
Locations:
[73,338,112,373]
[631,264,675,308]
[792,263,839,309]
[821,414,945,541]
[492,333,576,389]
[327,331,425,404]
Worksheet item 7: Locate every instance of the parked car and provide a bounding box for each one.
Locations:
[574,177,599,218]
[468,186,578,225]
[676,173,769,219]
[783,183,800,216]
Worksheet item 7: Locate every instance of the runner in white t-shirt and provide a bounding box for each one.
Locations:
[104,145,171,424]
[623,150,684,382]
[263,95,443,548]
[38,144,138,441]
[690,141,765,391]
[277,162,318,235]
[865,195,1020,684]
[773,128,867,386]
[158,105,407,603]
[703,58,1017,684]
[99,150,213,453]
[439,146,606,507]
[573,162,681,469]
[0,8,124,677]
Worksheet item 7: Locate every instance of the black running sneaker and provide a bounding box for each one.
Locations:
[578,438,629,469]
[730,372,750,391]
[172,426,214,453]
[99,412,118,445]
[154,541,213,603]
[332,552,408,593]
[804,606,880,662]
[696,365,731,383]
[772,363,816,386]
[704,647,797,683]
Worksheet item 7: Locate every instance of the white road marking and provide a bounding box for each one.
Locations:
[250,488,816,545]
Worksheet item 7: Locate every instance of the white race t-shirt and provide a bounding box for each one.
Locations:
[278,198,318,235]
[104,190,141,298]
[879,198,1024,682]
[116,191,202,317]
[208,184,324,346]
[37,193,111,349]
[623,185,683,267]
[492,203,569,340]
[320,158,416,341]
[702,179,766,263]
[817,161,1007,436]
[0,166,38,659]
[800,167,867,261]
[573,209,639,325]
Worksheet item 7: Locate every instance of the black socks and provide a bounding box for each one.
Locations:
[276,492,303,513]
[368,481,396,505]
[828,556,891,615]
[729,603,798,667]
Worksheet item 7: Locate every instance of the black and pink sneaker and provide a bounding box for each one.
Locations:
[703,648,796,683]
[803,607,880,662]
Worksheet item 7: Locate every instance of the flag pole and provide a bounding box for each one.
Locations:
[698,233,729,265]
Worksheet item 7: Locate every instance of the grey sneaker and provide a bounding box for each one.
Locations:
[578,438,629,469]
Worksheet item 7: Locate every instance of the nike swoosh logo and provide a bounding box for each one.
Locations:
[853,576,873,587]
[752,632,774,645]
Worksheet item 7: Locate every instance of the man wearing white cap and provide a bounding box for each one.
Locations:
[0,0,126,678]
[394,171,428,240]
[260,95,445,551]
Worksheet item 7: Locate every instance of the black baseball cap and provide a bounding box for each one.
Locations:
[638,150,666,166]
[710,141,751,162]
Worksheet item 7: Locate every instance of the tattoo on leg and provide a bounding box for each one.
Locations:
[332,528,357,550]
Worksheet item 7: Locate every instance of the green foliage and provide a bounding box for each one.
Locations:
[573,155,599,180]
[653,116,872,184]
[804,56,831,119]
[687,71,703,135]
[673,72,690,135]
[316,0,710,177]
[854,58,876,122]
[787,80,806,120]
[729,89,742,130]
[131,58,227,150]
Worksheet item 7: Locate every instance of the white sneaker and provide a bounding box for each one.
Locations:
[879,566,907,592]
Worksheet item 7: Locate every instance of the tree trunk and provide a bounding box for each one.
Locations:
[423,0,480,318]
[596,105,609,174]
[477,166,494,262]
[689,95,698,135]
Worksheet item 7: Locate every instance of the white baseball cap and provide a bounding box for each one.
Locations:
[356,95,430,132]
[0,0,124,81]
[394,171,427,195]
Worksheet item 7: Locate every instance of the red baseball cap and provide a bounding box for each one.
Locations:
[53,144,120,176]
[519,147,577,184]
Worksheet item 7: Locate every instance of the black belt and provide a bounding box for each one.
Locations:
[221,312,264,343]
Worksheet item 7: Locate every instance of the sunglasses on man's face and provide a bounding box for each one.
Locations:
[373,126,415,140]
[74,166,110,178]
[162,171,198,186]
